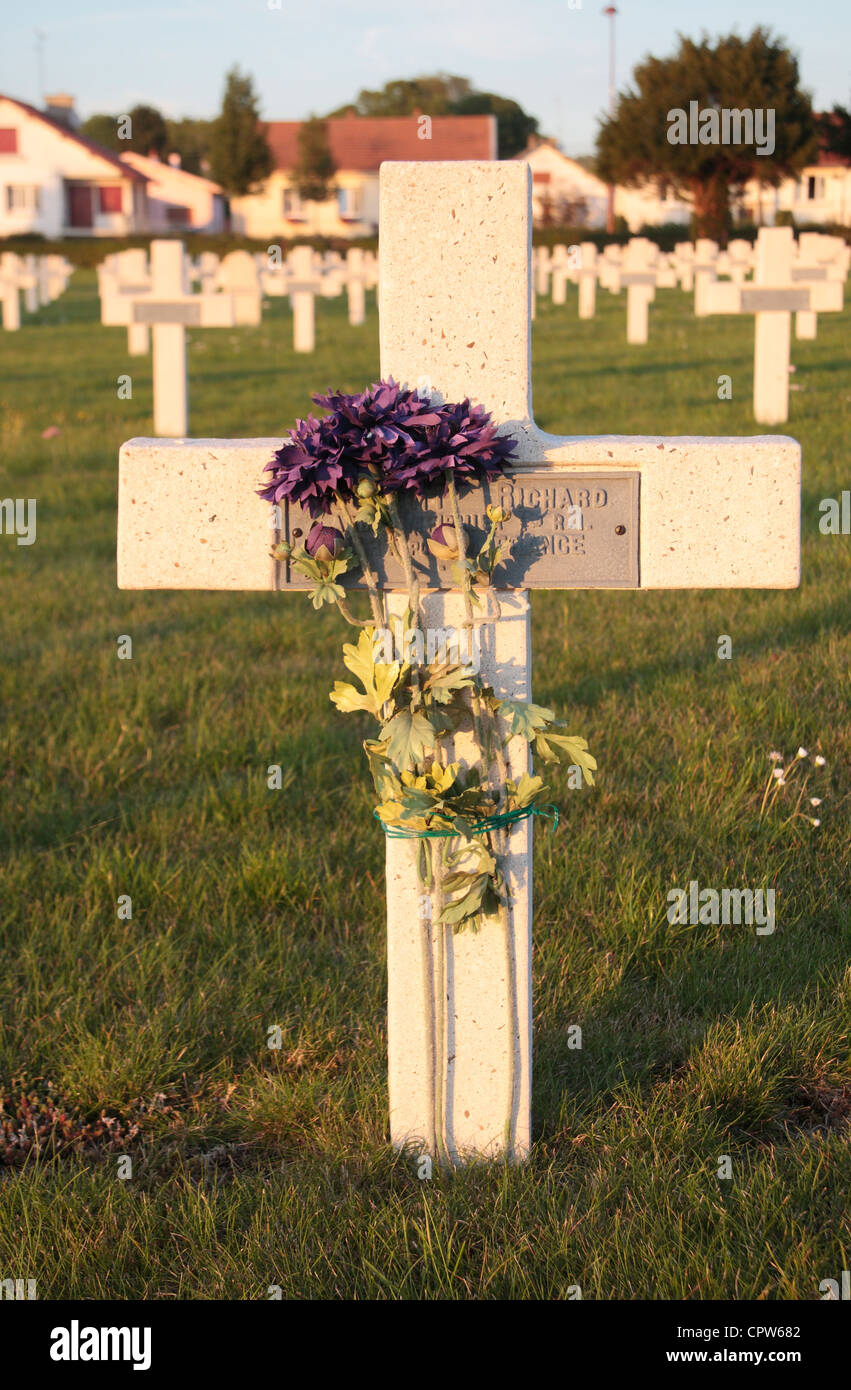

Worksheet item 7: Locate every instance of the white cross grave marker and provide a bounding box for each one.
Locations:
[217,251,262,326]
[116,161,800,1162]
[701,226,842,424]
[103,240,236,436]
[99,248,152,355]
[342,247,373,326]
[692,238,720,316]
[286,245,326,353]
[0,253,23,331]
[575,242,599,319]
[791,232,848,340]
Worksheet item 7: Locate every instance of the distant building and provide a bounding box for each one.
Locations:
[230,111,497,238]
[738,149,851,227]
[515,139,609,226]
[120,151,227,233]
[0,92,147,237]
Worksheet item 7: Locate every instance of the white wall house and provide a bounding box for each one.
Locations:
[119,151,227,233]
[515,141,609,226]
[0,93,147,238]
[739,154,851,227]
[231,112,497,239]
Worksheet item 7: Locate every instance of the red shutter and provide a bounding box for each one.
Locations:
[99,185,123,213]
[0,128,19,154]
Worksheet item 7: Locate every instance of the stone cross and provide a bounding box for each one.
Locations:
[103,240,236,436]
[341,247,374,326]
[701,226,842,424]
[286,245,327,353]
[217,251,262,326]
[0,253,24,330]
[607,239,674,344]
[791,232,848,340]
[574,242,599,319]
[116,161,800,1163]
[535,245,551,297]
[692,238,720,315]
[99,248,152,355]
[0,252,39,327]
[672,242,695,291]
[548,245,571,305]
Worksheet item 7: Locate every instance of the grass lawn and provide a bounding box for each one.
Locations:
[0,270,848,1299]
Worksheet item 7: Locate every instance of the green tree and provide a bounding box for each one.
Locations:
[329,74,472,118]
[124,104,169,157]
[291,116,336,202]
[327,74,538,159]
[166,118,214,176]
[80,113,123,151]
[817,104,851,160]
[208,67,273,196]
[596,28,817,241]
[449,91,538,159]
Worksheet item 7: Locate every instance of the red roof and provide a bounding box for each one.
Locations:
[0,94,147,181]
[262,113,496,171]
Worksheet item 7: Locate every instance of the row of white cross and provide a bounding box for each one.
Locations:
[536,229,848,424]
[94,224,846,436]
[97,241,379,434]
[0,252,74,330]
[117,160,802,1163]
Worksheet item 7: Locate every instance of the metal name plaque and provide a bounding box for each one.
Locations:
[740,288,810,313]
[133,301,203,325]
[276,470,640,590]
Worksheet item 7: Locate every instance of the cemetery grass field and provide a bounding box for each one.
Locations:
[1,271,849,1301]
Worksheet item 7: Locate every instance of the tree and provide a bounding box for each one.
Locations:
[81,114,123,151]
[166,118,214,176]
[449,91,538,159]
[291,116,336,202]
[124,104,169,157]
[596,28,817,241]
[327,74,539,159]
[329,74,472,119]
[817,104,851,160]
[209,67,273,196]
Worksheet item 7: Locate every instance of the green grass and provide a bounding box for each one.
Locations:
[0,272,849,1300]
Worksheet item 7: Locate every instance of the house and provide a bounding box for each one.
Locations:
[119,151,227,233]
[0,93,147,237]
[515,139,610,227]
[739,150,851,227]
[230,111,497,239]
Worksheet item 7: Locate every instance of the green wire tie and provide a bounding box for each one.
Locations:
[374,803,560,839]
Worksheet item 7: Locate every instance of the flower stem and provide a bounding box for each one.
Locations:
[337,500,385,628]
[446,474,516,1158]
[333,596,373,628]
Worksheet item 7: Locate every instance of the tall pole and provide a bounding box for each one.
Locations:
[603,5,617,235]
[35,29,45,104]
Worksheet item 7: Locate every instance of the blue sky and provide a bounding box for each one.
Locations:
[3,0,850,155]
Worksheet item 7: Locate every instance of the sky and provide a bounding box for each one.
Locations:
[2,0,850,156]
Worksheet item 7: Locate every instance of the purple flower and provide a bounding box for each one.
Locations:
[427,523,461,560]
[305,522,345,561]
[259,378,516,517]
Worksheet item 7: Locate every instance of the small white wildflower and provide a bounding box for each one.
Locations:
[814,755,826,767]
[772,768,785,780]
[810,797,822,807]
[768,751,783,762]
[809,818,821,828]
[796,746,809,759]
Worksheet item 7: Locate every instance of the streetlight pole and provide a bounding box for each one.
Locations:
[603,5,617,234]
